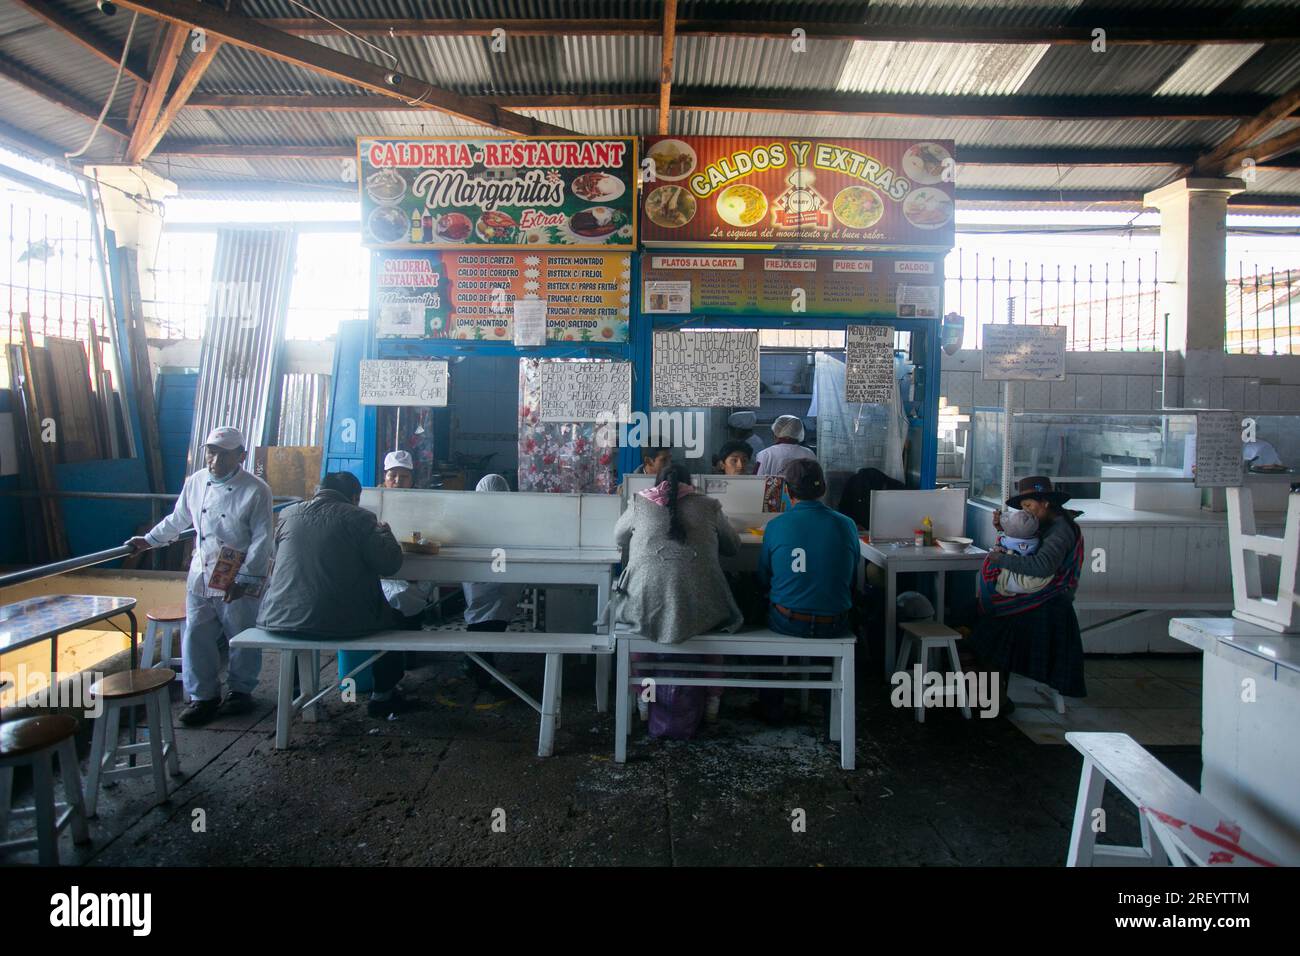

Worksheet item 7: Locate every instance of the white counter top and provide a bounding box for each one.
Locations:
[1170,616,1300,691]
[970,498,1286,528]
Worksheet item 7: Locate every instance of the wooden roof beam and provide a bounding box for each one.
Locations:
[125,24,188,163]
[134,39,226,161]
[658,0,678,136]
[1197,80,1300,173]
[0,53,129,138]
[10,0,149,81]
[1210,124,1300,174]
[111,0,569,136]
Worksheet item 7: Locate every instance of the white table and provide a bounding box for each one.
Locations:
[1168,616,1300,864]
[861,540,988,678]
[391,546,622,711]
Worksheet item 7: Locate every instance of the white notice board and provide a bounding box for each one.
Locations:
[359,359,449,407]
[981,325,1067,381]
[652,329,760,407]
[845,324,895,404]
[1194,411,1243,488]
[539,360,632,422]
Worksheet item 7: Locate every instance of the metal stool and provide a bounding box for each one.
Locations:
[140,604,186,671]
[85,669,181,816]
[1,715,91,865]
[896,620,972,722]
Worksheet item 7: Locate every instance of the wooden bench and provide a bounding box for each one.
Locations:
[1065,732,1279,867]
[230,628,614,758]
[614,629,856,770]
[1073,593,1233,637]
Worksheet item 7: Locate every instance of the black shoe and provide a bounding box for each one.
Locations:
[218,691,255,716]
[179,698,220,726]
[367,689,421,719]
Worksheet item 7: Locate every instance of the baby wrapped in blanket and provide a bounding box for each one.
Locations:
[996,509,1053,596]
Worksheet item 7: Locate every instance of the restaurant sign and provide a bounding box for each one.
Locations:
[640,137,955,250]
[358,137,637,251]
[372,249,631,342]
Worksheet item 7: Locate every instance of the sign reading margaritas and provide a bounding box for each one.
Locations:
[640,136,956,249]
[359,136,637,250]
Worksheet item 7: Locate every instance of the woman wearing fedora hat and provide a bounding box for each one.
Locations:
[971,476,1088,714]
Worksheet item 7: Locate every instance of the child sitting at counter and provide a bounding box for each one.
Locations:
[994,509,1052,597]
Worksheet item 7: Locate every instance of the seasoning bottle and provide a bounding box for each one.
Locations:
[913,528,924,547]
[410,209,421,243]
[922,516,934,546]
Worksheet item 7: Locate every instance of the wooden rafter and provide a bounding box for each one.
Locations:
[1211,124,1300,173]
[256,17,1300,46]
[125,24,187,163]
[0,53,129,138]
[111,0,569,136]
[133,39,225,161]
[10,0,149,81]
[1197,80,1300,173]
[658,0,678,136]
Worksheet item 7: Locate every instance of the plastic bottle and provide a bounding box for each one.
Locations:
[922,515,934,546]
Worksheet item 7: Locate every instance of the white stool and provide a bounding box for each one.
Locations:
[0,714,91,865]
[140,604,186,671]
[895,620,971,722]
[85,669,181,817]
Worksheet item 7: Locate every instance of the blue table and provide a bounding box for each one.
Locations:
[0,595,139,675]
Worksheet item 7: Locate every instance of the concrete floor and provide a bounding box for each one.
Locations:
[2,653,1201,867]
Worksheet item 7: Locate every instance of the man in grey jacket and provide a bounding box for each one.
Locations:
[257,471,410,716]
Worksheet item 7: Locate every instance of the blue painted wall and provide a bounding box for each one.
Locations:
[156,372,198,494]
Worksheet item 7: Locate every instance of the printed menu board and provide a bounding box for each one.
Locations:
[372,250,631,342]
[652,330,760,408]
[640,136,955,249]
[641,254,942,318]
[358,137,637,250]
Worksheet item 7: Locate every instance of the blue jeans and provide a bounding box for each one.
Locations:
[760,605,851,720]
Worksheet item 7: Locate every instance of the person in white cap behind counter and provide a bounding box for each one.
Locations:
[754,415,817,480]
[728,411,765,459]
[126,426,274,726]
[383,449,415,488]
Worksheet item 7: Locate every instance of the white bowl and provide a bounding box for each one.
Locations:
[936,536,972,553]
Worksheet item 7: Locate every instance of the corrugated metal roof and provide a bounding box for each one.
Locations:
[1154,44,1264,95]
[834,41,1049,96]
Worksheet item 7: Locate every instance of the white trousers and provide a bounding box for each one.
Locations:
[183,592,262,701]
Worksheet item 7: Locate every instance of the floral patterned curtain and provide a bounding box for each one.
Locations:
[517,359,618,494]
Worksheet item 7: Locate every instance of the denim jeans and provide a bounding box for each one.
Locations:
[759,605,851,720]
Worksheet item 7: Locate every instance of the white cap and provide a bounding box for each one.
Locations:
[771,415,805,442]
[728,411,756,429]
[384,450,414,472]
[204,426,245,451]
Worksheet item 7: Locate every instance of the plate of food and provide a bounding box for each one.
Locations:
[715,183,768,228]
[902,142,952,186]
[567,206,626,240]
[572,171,625,202]
[645,184,697,228]
[368,205,410,243]
[435,212,472,242]
[365,168,406,205]
[903,187,953,229]
[832,185,885,229]
[646,139,697,181]
[475,210,518,243]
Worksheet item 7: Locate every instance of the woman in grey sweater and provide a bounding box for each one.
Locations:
[611,463,743,721]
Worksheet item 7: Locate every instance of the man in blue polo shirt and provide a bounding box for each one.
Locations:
[755,458,859,722]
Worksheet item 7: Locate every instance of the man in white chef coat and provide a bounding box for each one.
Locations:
[378,449,435,624]
[126,426,274,726]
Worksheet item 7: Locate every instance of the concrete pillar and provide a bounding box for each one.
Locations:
[1143,177,1244,408]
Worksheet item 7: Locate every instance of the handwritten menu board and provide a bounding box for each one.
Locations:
[538,360,632,422]
[981,325,1067,381]
[1194,412,1244,488]
[372,250,630,342]
[640,136,955,249]
[359,137,636,250]
[359,359,448,407]
[845,324,896,404]
[641,254,940,318]
[652,330,760,408]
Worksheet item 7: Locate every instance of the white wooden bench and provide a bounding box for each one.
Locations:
[1073,593,1233,637]
[230,628,614,757]
[1065,732,1279,867]
[614,629,856,770]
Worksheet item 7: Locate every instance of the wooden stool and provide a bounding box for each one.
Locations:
[896,620,972,722]
[141,604,186,671]
[1,715,91,865]
[85,669,181,817]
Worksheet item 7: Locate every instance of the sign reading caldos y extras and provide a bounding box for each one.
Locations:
[640,137,956,250]
[359,137,637,250]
